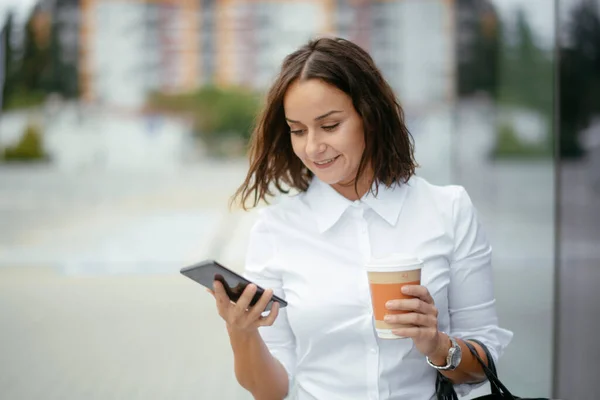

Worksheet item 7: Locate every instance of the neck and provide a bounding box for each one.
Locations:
[331,173,374,201]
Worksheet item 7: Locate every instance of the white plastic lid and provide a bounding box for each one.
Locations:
[365,253,423,272]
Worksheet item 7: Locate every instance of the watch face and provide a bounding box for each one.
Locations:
[450,341,462,368]
[426,336,463,370]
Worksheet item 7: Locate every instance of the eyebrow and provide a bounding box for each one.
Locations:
[285,110,342,124]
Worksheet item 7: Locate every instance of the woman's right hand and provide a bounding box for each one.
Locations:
[209,281,281,334]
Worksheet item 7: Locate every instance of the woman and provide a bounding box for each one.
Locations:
[209,37,513,400]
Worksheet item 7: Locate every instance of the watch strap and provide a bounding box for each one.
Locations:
[426,335,461,371]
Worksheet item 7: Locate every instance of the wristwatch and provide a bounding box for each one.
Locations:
[426,335,462,371]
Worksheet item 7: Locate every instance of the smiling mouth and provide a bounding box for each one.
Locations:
[313,155,340,167]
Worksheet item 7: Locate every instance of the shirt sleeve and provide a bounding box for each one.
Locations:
[242,210,297,398]
[447,187,514,396]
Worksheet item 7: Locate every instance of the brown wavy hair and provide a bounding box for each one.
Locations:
[231,37,418,210]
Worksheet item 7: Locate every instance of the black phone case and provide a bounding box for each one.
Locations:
[180,259,288,311]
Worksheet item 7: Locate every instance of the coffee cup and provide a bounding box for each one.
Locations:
[366,254,423,339]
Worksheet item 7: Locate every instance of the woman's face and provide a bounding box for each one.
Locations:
[284,79,367,195]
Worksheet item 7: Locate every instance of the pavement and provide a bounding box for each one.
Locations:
[0,160,258,400]
[0,152,597,399]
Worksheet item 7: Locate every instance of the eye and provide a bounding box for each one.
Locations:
[322,123,340,132]
[290,128,305,136]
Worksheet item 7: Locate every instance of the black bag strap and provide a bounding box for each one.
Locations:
[436,339,517,400]
[464,339,516,399]
[435,372,459,400]
[467,339,497,375]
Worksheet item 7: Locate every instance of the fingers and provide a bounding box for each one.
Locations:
[384,285,438,332]
[384,312,437,328]
[401,285,435,304]
[247,288,274,320]
[391,326,438,341]
[211,280,281,329]
[259,301,280,327]
[231,284,257,318]
[386,298,438,317]
[213,280,234,320]
[213,280,230,307]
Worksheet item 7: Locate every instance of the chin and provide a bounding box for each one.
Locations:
[311,170,347,186]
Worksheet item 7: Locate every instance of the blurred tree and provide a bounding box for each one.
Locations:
[489,9,555,160]
[1,6,50,110]
[1,12,17,110]
[147,85,261,155]
[456,0,502,98]
[560,0,600,159]
[19,7,51,95]
[496,9,553,116]
[42,15,78,98]
[2,4,78,110]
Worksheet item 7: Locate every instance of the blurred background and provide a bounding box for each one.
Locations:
[0,0,598,399]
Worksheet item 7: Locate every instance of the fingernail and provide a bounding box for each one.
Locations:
[401,286,410,294]
[386,301,392,308]
[384,315,391,322]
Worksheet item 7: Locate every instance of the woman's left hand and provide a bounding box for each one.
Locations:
[384,285,448,358]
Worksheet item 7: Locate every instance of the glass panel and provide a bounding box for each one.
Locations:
[555,0,600,398]
[0,0,559,399]
[454,0,556,397]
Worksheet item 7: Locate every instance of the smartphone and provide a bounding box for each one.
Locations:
[180,259,288,311]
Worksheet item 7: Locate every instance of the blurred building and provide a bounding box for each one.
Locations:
[79,0,200,108]
[210,0,334,89]
[76,0,454,112]
[208,0,454,110]
[341,0,455,108]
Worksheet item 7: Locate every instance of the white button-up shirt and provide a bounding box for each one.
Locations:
[243,176,513,400]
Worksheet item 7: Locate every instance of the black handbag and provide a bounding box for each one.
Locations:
[435,339,549,400]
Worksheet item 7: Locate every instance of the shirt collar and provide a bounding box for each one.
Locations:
[304,177,410,233]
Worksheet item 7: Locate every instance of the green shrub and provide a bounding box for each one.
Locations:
[490,122,552,159]
[3,123,48,161]
[147,85,262,154]
[3,88,46,111]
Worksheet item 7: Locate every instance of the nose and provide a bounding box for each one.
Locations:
[305,131,326,158]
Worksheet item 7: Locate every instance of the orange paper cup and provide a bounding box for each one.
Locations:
[366,254,423,339]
